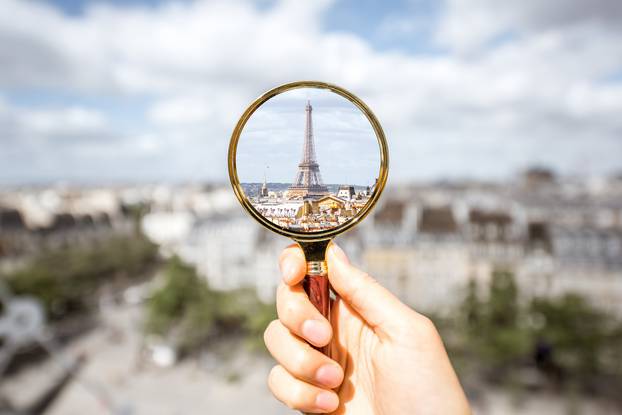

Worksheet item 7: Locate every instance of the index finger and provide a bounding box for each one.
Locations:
[279,244,306,286]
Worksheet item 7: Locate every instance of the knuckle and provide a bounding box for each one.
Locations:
[267,365,280,390]
[278,247,290,263]
[268,365,301,410]
[349,273,375,306]
[416,313,438,334]
[279,244,298,264]
[411,310,436,333]
[401,312,439,341]
[291,346,312,375]
[288,381,307,408]
[263,319,280,344]
[276,282,287,300]
[278,297,304,323]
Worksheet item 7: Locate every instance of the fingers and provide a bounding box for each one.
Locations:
[279,244,306,285]
[265,318,342,413]
[326,242,413,338]
[278,242,412,340]
[277,244,332,346]
[268,365,340,413]
[264,320,343,389]
[276,282,332,347]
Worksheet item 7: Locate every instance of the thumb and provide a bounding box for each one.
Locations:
[326,242,412,338]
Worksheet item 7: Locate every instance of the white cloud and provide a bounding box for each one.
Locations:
[0,0,340,94]
[25,107,107,137]
[0,0,620,184]
[437,0,622,54]
[0,98,108,141]
[148,96,214,125]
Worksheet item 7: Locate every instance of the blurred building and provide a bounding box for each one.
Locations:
[358,177,622,316]
[5,176,620,315]
[0,187,131,263]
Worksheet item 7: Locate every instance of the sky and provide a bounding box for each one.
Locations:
[1,0,621,185]
[236,87,380,186]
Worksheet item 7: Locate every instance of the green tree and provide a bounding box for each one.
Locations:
[4,236,158,319]
[530,294,610,376]
[144,256,275,354]
[461,278,481,331]
[461,270,531,371]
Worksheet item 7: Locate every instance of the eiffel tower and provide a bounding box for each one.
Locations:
[287,100,329,199]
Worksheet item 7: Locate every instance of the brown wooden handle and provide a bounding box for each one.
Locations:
[303,274,331,356]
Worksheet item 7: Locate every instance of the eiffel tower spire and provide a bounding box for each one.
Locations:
[287,100,329,198]
[301,100,317,164]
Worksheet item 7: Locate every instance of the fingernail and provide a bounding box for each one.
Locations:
[280,257,297,283]
[315,364,342,388]
[315,391,339,411]
[329,243,349,264]
[302,319,331,345]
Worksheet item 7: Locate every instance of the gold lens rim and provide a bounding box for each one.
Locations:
[227,80,389,242]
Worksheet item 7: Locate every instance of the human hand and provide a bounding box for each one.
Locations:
[264,242,471,414]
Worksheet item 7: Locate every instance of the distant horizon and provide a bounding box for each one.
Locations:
[2,167,621,191]
[2,164,620,188]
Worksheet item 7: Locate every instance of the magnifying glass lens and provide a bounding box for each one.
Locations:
[235,87,381,234]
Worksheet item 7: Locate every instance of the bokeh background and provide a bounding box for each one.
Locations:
[1,1,621,414]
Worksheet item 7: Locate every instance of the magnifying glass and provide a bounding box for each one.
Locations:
[228,81,389,355]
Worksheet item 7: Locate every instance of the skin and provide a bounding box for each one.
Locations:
[264,242,472,414]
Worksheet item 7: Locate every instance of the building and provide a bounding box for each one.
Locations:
[337,185,355,201]
[316,195,347,211]
[287,101,329,198]
[260,179,268,198]
[0,207,28,257]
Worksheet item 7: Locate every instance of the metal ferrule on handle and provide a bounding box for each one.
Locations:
[307,261,327,277]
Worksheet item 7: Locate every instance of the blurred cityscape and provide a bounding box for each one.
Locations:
[2,0,622,413]
[1,168,621,414]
